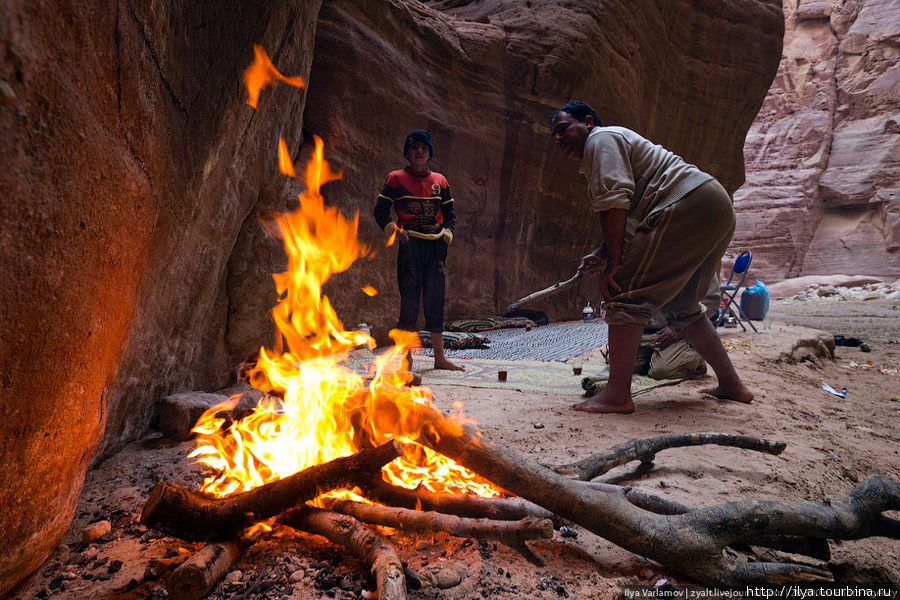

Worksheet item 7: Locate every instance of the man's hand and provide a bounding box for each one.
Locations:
[577,245,606,273]
[597,267,621,301]
[653,326,681,350]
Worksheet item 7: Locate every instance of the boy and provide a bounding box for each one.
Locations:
[375,129,464,371]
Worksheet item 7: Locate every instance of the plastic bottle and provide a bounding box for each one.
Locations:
[582,302,594,322]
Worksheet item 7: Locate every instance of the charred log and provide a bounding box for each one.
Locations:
[166,539,249,600]
[278,506,407,600]
[140,440,401,541]
[362,478,564,526]
[329,498,552,565]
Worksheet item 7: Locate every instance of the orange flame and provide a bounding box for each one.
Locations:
[189,133,499,502]
[361,285,378,297]
[278,138,296,177]
[243,45,305,109]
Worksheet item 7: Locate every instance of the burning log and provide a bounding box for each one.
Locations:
[140,440,402,541]
[364,457,827,561]
[166,538,250,600]
[553,432,786,481]
[393,398,900,585]
[278,506,407,600]
[362,478,563,526]
[328,499,553,565]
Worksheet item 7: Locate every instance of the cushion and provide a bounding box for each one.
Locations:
[418,331,490,349]
[445,316,537,333]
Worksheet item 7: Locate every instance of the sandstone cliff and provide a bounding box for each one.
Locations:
[734,0,900,281]
[0,1,782,594]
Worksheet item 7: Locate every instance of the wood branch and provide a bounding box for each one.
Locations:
[329,498,552,565]
[166,538,249,600]
[140,440,402,541]
[580,481,831,561]
[553,432,786,481]
[384,397,900,586]
[365,442,825,560]
[506,270,582,313]
[362,478,565,526]
[278,506,406,600]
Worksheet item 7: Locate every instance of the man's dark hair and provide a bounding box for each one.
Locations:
[550,101,603,126]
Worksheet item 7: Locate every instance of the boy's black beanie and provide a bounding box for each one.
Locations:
[403,129,434,158]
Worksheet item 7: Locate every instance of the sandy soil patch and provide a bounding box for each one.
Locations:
[9,296,900,600]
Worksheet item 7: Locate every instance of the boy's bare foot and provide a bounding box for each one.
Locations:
[434,359,465,371]
[573,392,635,414]
[701,384,754,404]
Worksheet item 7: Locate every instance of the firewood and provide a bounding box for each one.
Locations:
[166,538,249,600]
[362,478,564,526]
[366,473,826,561]
[553,432,786,481]
[278,506,407,600]
[328,499,553,565]
[383,397,900,585]
[140,440,402,541]
[579,481,831,560]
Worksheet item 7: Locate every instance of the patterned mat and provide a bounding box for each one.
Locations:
[340,348,673,396]
[415,320,609,362]
[413,358,665,396]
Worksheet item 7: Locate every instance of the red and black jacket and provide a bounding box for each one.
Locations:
[375,168,456,241]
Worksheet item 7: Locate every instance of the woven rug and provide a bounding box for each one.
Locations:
[340,349,673,396]
[413,358,665,396]
[415,320,609,362]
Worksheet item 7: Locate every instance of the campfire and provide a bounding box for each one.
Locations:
[140,45,522,600]
[137,46,900,600]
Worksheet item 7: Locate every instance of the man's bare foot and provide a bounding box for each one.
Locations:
[573,392,635,414]
[701,384,754,404]
[434,359,465,371]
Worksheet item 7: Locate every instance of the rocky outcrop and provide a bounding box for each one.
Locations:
[0,1,321,595]
[0,0,782,594]
[734,0,900,282]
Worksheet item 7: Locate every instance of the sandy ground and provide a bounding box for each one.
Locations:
[9,295,900,600]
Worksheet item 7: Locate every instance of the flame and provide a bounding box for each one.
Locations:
[361,285,378,297]
[278,138,296,177]
[190,134,499,502]
[243,45,305,109]
[386,226,397,247]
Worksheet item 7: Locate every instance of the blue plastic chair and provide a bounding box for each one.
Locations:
[714,251,759,333]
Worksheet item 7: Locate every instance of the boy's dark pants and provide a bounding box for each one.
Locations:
[397,237,447,333]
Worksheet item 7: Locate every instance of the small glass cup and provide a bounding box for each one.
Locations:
[498,370,508,381]
[572,363,583,376]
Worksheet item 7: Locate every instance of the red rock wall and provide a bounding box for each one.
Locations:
[734,0,900,281]
[0,1,322,594]
[0,0,782,593]
[283,0,785,344]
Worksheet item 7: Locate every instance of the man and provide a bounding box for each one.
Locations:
[374,129,464,371]
[550,101,752,413]
[636,320,706,380]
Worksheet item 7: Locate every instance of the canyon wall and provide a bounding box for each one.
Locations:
[0,1,322,594]
[734,0,900,281]
[0,0,782,594]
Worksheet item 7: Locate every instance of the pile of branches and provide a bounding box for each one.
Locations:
[141,401,900,599]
